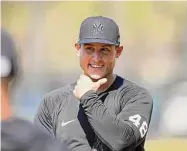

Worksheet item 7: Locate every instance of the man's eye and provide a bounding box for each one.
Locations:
[86,47,94,51]
[101,48,109,52]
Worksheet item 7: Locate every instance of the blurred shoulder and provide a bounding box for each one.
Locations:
[1,117,69,151]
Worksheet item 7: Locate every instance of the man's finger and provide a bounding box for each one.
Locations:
[73,85,78,95]
[95,78,107,87]
[77,80,80,85]
[73,89,76,95]
[80,74,91,81]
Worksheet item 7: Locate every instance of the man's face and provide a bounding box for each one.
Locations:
[75,43,123,81]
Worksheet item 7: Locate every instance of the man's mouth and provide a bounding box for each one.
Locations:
[89,64,104,69]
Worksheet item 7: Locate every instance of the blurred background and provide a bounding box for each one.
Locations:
[1,1,187,150]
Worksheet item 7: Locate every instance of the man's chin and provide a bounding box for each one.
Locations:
[89,74,103,81]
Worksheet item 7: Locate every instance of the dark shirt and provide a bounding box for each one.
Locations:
[34,75,153,151]
[1,118,69,151]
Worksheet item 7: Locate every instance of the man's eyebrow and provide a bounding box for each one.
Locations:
[84,44,94,46]
[101,44,112,48]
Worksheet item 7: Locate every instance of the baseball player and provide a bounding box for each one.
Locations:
[34,16,153,151]
[1,29,69,151]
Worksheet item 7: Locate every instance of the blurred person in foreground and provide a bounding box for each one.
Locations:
[1,28,69,151]
[34,16,153,151]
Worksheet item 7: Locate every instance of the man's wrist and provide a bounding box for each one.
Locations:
[80,90,98,105]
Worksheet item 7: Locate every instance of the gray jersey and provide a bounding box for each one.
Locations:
[34,75,153,151]
[1,118,69,151]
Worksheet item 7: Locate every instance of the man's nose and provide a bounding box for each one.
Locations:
[92,52,102,61]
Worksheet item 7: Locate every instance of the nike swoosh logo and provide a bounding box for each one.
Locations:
[61,119,76,127]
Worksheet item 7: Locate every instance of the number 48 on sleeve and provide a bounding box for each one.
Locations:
[129,114,148,138]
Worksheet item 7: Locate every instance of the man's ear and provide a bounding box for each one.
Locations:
[115,46,123,58]
[75,43,81,56]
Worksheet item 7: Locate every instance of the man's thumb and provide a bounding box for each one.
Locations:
[95,78,107,87]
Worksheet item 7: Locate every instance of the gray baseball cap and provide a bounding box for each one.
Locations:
[78,16,120,45]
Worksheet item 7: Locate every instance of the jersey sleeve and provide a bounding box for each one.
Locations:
[79,86,153,151]
[34,95,56,137]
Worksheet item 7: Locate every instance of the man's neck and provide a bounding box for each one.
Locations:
[97,74,116,93]
[1,80,12,120]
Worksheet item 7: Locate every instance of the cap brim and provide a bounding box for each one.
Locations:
[78,38,118,45]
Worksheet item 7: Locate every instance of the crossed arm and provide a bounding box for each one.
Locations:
[79,89,153,151]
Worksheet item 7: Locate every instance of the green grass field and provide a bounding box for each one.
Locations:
[145,138,187,151]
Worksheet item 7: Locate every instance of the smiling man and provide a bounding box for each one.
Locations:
[34,16,153,151]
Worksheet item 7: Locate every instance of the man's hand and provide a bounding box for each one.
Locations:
[73,75,107,99]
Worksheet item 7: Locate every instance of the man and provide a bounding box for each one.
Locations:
[1,28,19,121]
[34,16,153,151]
[1,29,69,151]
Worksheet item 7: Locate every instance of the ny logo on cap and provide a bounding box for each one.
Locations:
[92,22,104,37]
